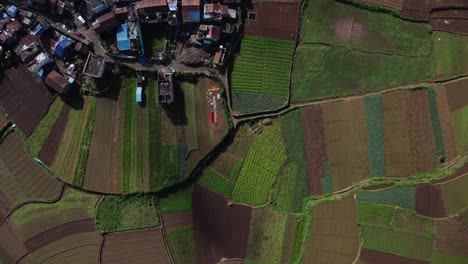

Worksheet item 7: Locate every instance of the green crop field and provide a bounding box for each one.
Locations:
[390,208,435,237]
[432,250,468,264]
[365,95,385,177]
[292,46,432,101]
[247,206,288,263]
[357,186,415,209]
[232,122,287,206]
[301,0,432,56]
[200,169,234,197]
[26,97,64,156]
[357,202,395,227]
[433,31,468,79]
[147,79,163,191]
[427,88,446,157]
[121,77,140,193]
[159,184,194,213]
[440,174,468,215]
[450,105,468,155]
[231,91,287,114]
[166,227,195,264]
[361,225,433,261]
[96,195,159,233]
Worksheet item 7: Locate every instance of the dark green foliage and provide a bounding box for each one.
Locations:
[427,88,446,158]
[273,162,308,213]
[321,162,333,193]
[365,95,385,177]
[200,169,234,196]
[231,91,287,114]
[96,195,160,233]
[230,160,243,182]
[357,186,415,209]
[148,81,163,191]
[357,202,394,226]
[159,184,194,213]
[281,110,307,163]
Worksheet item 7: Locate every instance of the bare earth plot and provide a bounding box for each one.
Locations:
[360,0,403,11]
[102,227,171,264]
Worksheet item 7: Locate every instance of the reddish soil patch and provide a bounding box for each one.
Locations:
[431,0,468,9]
[244,2,301,40]
[431,163,468,184]
[360,248,429,264]
[430,10,468,36]
[436,217,468,255]
[415,183,447,218]
[38,104,70,166]
[193,184,252,264]
[361,0,404,11]
[335,17,353,42]
[102,227,171,264]
[162,210,193,230]
[362,183,395,191]
[443,78,468,112]
[0,222,28,263]
[400,0,431,21]
[0,63,55,135]
[0,191,13,220]
[434,85,457,162]
[301,105,326,196]
[24,219,96,252]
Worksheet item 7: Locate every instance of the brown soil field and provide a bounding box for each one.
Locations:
[301,104,327,195]
[0,221,29,263]
[83,87,123,193]
[434,85,457,162]
[0,63,55,135]
[279,215,297,264]
[102,227,171,264]
[321,98,371,191]
[0,191,13,220]
[15,208,94,240]
[415,183,447,218]
[431,163,468,184]
[382,90,437,178]
[304,198,360,263]
[245,2,301,40]
[29,232,101,263]
[431,0,468,9]
[24,219,96,252]
[430,10,468,35]
[193,184,252,263]
[443,78,468,112]
[0,132,61,203]
[0,111,8,131]
[435,217,468,255]
[136,102,150,191]
[37,104,70,166]
[361,0,404,10]
[400,0,431,21]
[362,183,395,191]
[162,210,193,230]
[359,248,429,264]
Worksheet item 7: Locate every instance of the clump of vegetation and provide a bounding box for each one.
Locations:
[365,95,385,177]
[426,87,446,158]
[200,169,234,197]
[159,184,194,213]
[96,194,159,233]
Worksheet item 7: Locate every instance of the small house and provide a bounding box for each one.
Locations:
[203,3,227,21]
[45,70,70,94]
[136,86,142,103]
[7,5,18,17]
[114,6,128,20]
[83,53,106,78]
[54,37,73,60]
[92,11,118,34]
[136,0,169,22]
[158,72,174,105]
[116,21,144,55]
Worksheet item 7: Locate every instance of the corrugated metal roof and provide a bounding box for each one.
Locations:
[116,23,130,51]
[136,86,142,102]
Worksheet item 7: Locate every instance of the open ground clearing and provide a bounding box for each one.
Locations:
[430,10,468,36]
[0,131,62,220]
[0,63,55,135]
[193,185,251,264]
[102,227,171,264]
[435,217,468,256]
[303,198,359,264]
[162,210,192,230]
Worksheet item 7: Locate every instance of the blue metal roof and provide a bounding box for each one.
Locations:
[7,6,17,17]
[136,87,142,103]
[55,38,73,59]
[116,24,130,51]
[188,11,200,22]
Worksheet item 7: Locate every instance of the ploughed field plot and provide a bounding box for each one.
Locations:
[303,198,360,264]
[101,227,171,264]
[292,0,433,102]
[231,36,295,114]
[48,74,228,194]
[0,130,62,221]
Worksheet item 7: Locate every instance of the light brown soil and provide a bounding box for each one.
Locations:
[244,2,301,40]
[102,227,171,264]
[83,86,122,193]
[162,210,193,230]
[304,198,359,264]
[321,98,371,191]
[24,219,96,252]
[301,104,327,195]
[415,183,447,218]
[435,217,468,255]
[193,185,252,264]
[38,103,70,166]
[359,248,429,264]
[434,85,457,162]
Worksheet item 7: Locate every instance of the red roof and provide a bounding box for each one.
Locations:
[45,71,69,94]
[182,0,199,6]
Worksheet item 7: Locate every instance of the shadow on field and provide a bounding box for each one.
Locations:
[163,81,187,126]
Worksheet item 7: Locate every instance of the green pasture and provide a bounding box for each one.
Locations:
[200,169,234,197]
[167,227,196,264]
[440,174,468,215]
[432,250,468,264]
[357,202,394,227]
[433,31,468,80]
[450,105,468,155]
[159,184,194,213]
